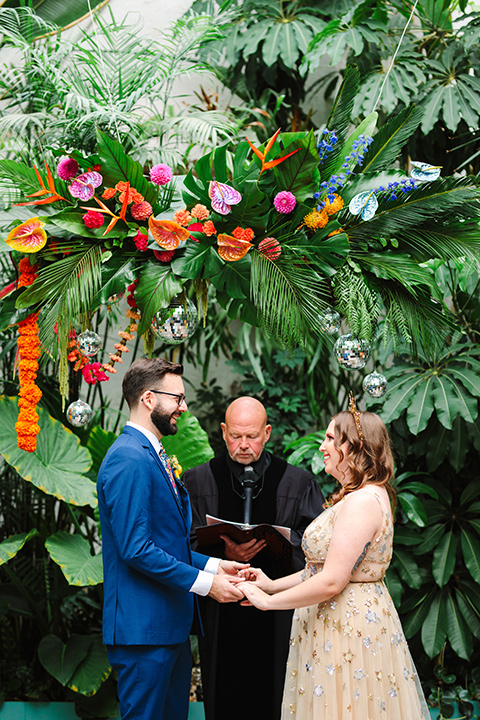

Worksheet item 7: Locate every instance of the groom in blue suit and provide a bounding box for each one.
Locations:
[97,357,245,720]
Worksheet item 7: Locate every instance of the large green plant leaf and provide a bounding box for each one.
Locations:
[397,492,427,527]
[135,262,184,336]
[68,635,111,696]
[0,529,39,566]
[86,427,117,478]
[273,131,320,201]
[460,529,480,584]
[432,530,457,587]
[96,129,158,205]
[45,532,103,586]
[361,105,424,174]
[162,411,214,473]
[38,634,89,687]
[392,548,422,589]
[0,396,96,508]
[422,590,448,657]
[445,592,473,660]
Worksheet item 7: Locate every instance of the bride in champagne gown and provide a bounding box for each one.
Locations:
[238,404,429,720]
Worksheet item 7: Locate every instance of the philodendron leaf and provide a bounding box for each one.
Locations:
[38,634,89,687]
[0,529,39,565]
[45,532,103,586]
[0,395,96,508]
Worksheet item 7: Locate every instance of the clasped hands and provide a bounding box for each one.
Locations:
[208,560,272,610]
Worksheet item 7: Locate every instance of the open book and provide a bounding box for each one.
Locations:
[195,514,293,570]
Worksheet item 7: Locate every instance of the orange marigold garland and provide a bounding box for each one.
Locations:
[102,281,141,374]
[16,311,42,453]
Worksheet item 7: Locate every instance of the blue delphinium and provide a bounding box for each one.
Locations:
[314,133,373,210]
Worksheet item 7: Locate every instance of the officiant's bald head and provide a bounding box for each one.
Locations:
[221,397,272,465]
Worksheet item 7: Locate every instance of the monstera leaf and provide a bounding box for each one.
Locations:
[45,531,103,586]
[162,411,214,473]
[0,395,96,507]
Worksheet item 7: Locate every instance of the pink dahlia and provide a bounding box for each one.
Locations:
[188,222,204,242]
[131,201,153,220]
[133,230,149,251]
[83,211,104,229]
[153,249,175,262]
[274,191,296,214]
[57,157,79,181]
[150,163,173,186]
[259,237,281,259]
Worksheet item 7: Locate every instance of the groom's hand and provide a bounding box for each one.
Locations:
[208,574,245,603]
[218,559,250,575]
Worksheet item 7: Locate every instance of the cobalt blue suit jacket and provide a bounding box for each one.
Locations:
[97,425,209,646]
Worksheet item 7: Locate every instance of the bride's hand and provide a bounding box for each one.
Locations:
[236,567,274,593]
[238,581,271,611]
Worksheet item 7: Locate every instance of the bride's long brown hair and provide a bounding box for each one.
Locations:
[326,410,396,512]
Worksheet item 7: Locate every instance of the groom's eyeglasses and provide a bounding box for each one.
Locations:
[149,390,186,406]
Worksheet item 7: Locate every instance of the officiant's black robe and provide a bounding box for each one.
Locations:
[184,452,324,720]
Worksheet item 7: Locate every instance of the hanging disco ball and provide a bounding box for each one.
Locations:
[77,330,101,357]
[363,371,388,398]
[319,308,341,334]
[66,400,93,427]
[151,296,198,345]
[334,333,371,370]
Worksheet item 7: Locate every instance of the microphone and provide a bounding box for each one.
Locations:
[242,465,257,526]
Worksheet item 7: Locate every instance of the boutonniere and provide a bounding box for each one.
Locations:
[170,455,182,479]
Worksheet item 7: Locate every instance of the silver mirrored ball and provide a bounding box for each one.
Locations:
[77,330,102,357]
[334,333,371,370]
[319,308,341,334]
[151,296,198,345]
[66,400,93,427]
[363,371,388,398]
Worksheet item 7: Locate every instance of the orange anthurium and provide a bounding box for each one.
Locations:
[217,233,252,262]
[246,128,300,176]
[148,217,190,250]
[5,218,48,253]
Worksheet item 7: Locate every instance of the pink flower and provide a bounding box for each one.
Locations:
[150,164,173,186]
[153,249,175,262]
[258,237,281,259]
[69,171,103,201]
[134,230,149,252]
[188,222,204,242]
[274,191,296,214]
[131,201,153,220]
[83,211,104,229]
[57,157,79,181]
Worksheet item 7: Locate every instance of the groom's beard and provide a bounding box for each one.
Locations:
[151,406,179,436]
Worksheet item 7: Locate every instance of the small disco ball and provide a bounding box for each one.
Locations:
[319,308,341,334]
[66,400,93,427]
[151,296,198,345]
[363,371,388,398]
[77,330,101,357]
[334,333,371,370]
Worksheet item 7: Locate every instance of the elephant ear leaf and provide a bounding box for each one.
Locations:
[0,395,96,508]
[162,411,214,472]
[0,529,39,566]
[45,531,103,586]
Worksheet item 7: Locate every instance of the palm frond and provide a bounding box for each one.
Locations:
[361,105,424,174]
[0,7,57,45]
[251,253,330,349]
[320,67,361,181]
[354,251,440,297]
[331,263,379,341]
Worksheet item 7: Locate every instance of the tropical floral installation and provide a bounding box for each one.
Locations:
[2,68,480,452]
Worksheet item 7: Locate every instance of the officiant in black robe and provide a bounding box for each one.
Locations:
[183,397,324,720]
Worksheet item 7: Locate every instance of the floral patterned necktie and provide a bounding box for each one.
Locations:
[158,445,179,498]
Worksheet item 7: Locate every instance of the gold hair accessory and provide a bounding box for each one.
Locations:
[348,392,363,440]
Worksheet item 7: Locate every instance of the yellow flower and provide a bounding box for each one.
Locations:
[6,218,47,253]
[170,455,183,478]
[303,209,329,230]
[324,194,344,215]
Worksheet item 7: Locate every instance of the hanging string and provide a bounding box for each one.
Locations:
[86,0,122,143]
[373,0,420,112]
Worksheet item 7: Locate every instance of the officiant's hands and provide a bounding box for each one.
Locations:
[220,534,266,562]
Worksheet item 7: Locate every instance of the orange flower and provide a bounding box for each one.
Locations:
[16,311,42,453]
[203,220,217,237]
[303,210,329,230]
[6,218,47,253]
[190,204,209,221]
[148,217,190,250]
[102,187,117,200]
[232,227,254,242]
[173,209,192,227]
[217,234,252,262]
[327,228,347,238]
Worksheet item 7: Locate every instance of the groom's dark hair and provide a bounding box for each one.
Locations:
[122,357,183,408]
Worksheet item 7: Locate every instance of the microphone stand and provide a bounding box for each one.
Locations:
[242,465,257,527]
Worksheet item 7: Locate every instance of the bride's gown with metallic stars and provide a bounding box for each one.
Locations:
[281,490,429,719]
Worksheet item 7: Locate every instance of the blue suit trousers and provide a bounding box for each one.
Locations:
[107,642,192,720]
